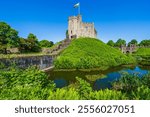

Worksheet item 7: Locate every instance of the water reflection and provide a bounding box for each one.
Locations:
[48,66,150,90]
[54,79,68,88]
[94,66,149,90]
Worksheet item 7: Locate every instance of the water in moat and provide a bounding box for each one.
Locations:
[47,66,150,90]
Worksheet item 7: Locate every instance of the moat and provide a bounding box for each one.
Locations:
[48,65,150,90]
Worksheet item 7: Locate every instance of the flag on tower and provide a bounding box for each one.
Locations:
[74,3,80,8]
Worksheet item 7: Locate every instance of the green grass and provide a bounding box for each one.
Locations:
[133,48,150,65]
[54,37,135,70]
[134,48,150,56]
[0,53,53,59]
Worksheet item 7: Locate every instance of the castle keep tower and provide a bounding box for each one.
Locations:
[68,15,97,39]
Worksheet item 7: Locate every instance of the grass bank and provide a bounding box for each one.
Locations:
[134,48,150,56]
[133,48,150,66]
[0,53,53,59]
[54,38,135,70]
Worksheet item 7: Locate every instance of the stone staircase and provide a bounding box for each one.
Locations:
[50,38,71,55]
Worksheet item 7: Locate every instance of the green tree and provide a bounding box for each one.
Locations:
[107,40,115,47]
[0,22,18,54]
[115,38,126,47]
[66,30,69,38]
[139,39,150,46]
[26,33,41,52]
[27,33,37,40]
[39,40,54,48]
[18,37,27,53]
[18,33,41,53]
[128,39,138,46]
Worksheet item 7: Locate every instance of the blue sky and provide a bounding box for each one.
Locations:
[0,0,150,43]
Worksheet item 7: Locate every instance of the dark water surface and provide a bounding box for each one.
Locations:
[48,66,150,90]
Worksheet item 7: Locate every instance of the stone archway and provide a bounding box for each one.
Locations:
[126,51,130,54]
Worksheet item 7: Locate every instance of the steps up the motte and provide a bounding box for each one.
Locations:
[50,39,71,55]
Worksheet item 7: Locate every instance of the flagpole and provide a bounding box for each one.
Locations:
[74,2,80,15]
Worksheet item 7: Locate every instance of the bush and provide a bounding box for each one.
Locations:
[76,77,92,99]
[89,89,127,100]
[131,85,150,100]
[112,72,150,91]
[48,88,80,100]
[112,73,142,92]
[0,85,53,100]
[141,73,150,88]
[0,67,55,100]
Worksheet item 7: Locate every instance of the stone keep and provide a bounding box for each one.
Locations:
[68,15,97,39]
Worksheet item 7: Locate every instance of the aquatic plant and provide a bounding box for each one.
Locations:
[112,73,150,92]
[112,74,142,92]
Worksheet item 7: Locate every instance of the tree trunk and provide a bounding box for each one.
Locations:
[4,48,7,54]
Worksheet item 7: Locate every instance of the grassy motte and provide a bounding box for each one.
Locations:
[54,38,135,69]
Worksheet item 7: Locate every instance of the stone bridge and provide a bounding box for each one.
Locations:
[120,44,137,54]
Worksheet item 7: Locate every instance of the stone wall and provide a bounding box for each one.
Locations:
[80,23,95,38]
[0,55,54,70]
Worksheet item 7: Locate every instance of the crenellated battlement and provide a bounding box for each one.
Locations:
[69,16,78,20]
[82,23,94,27]
[83,22,93,25]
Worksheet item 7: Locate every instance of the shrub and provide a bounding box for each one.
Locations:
[48,88,80,100]
[0,85,52,100]
[112,73,142,92]
[131,85,150,100]
[141,73,150,88]
[76,77,92,99]
[0,66,55,100]
[89,89,127,100]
